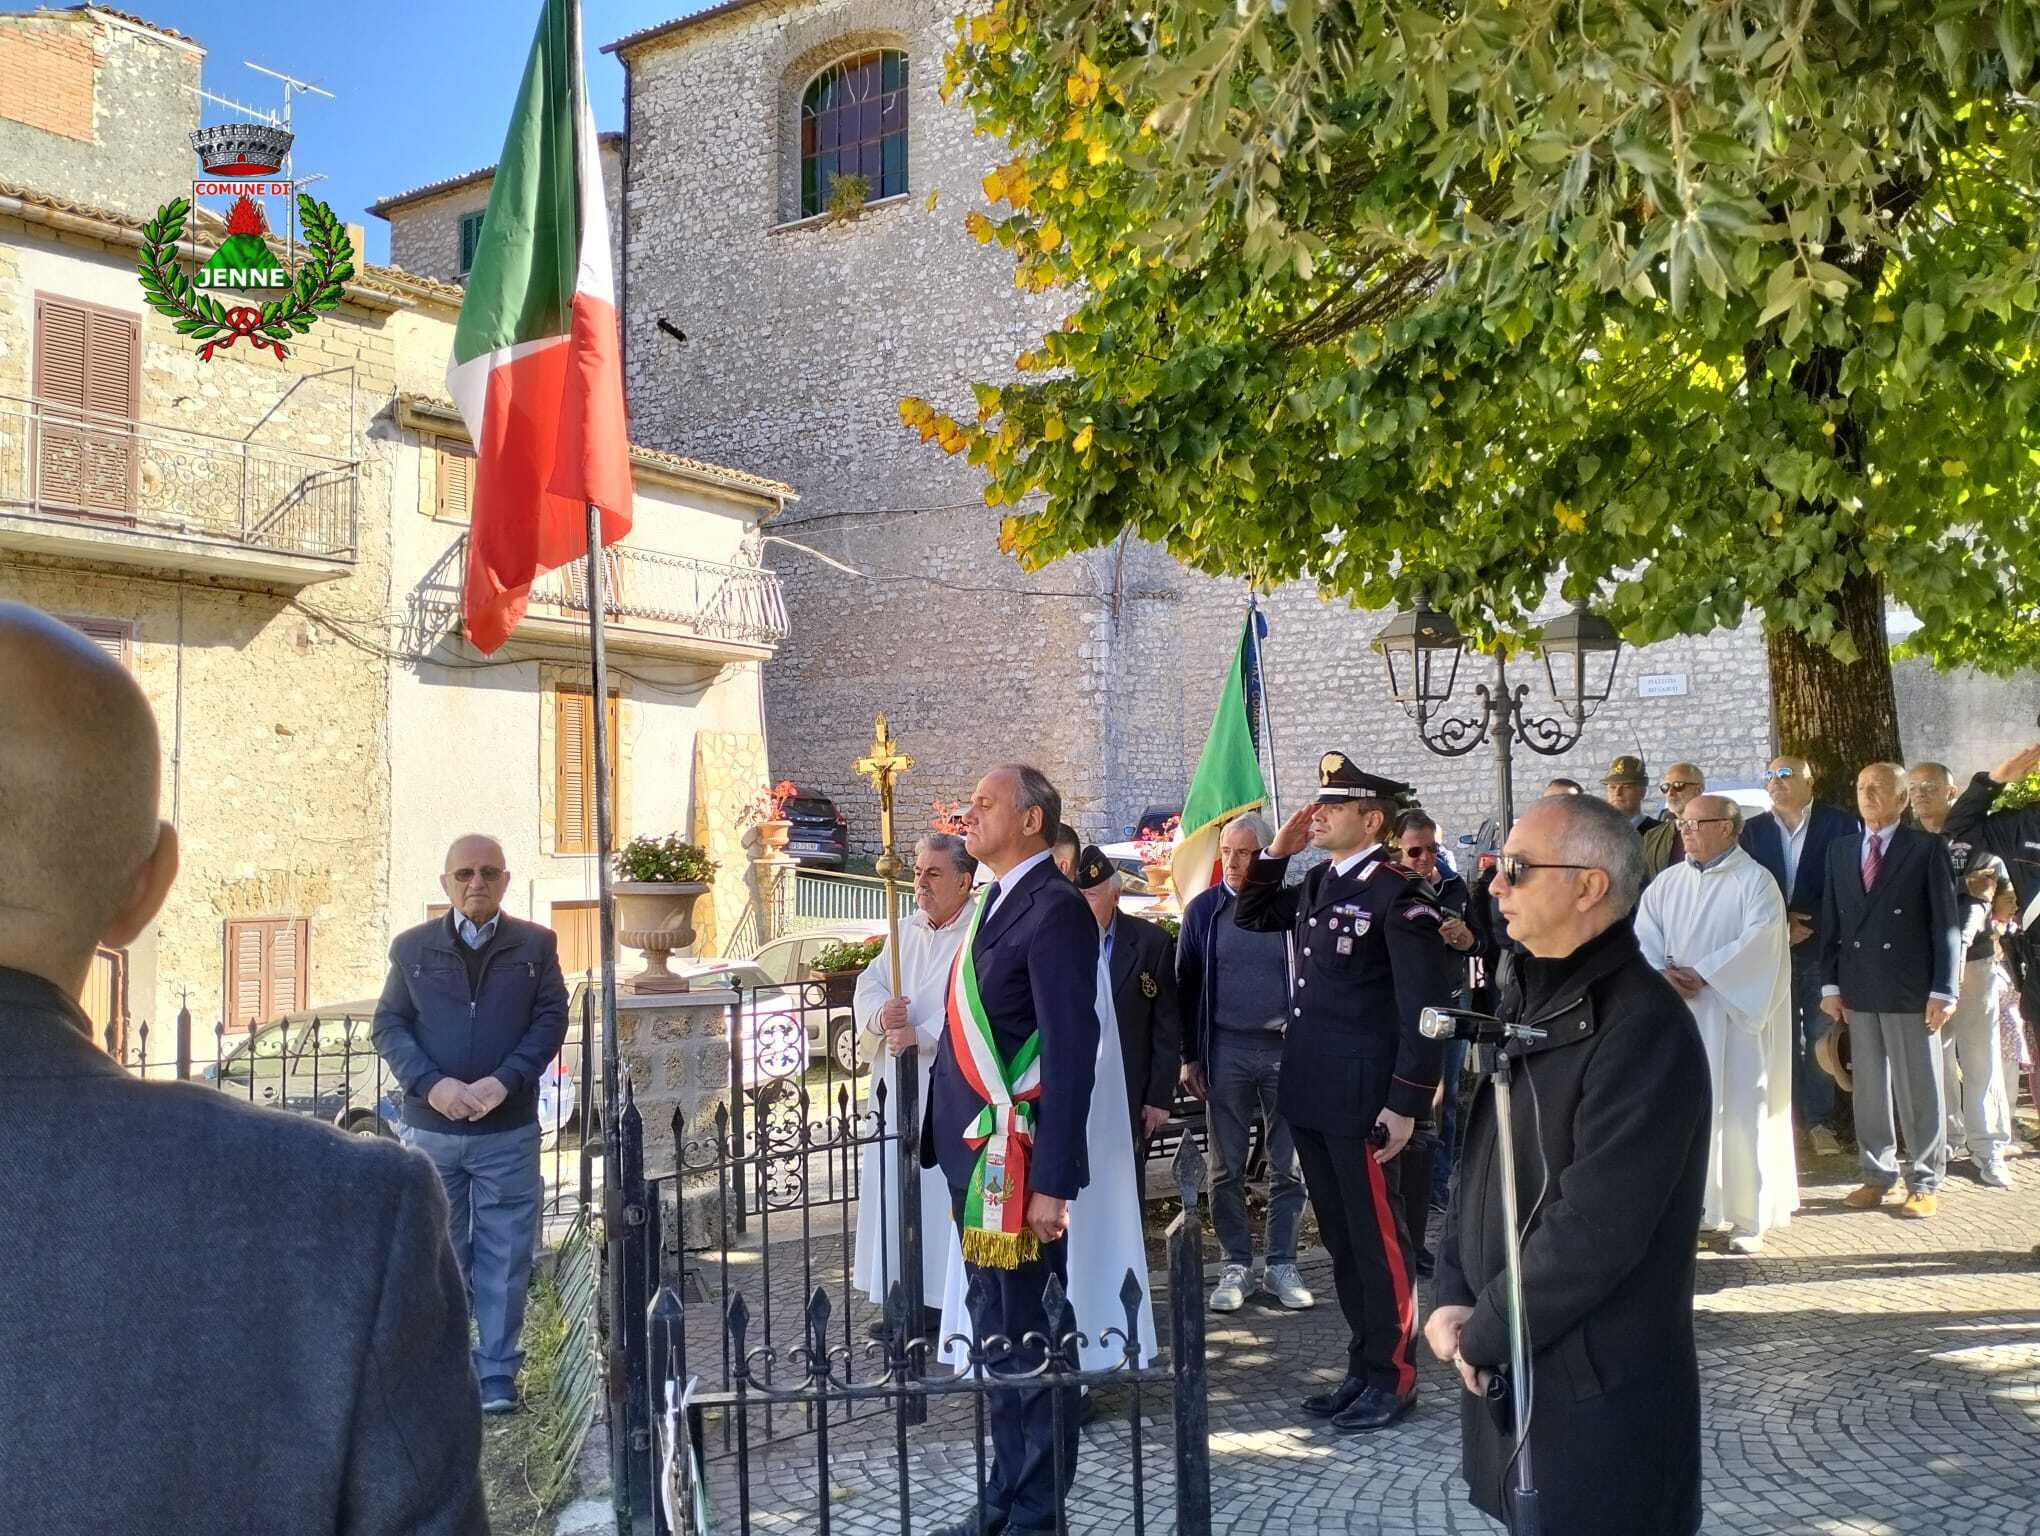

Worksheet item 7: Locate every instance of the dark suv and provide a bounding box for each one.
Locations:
[783,793,849,869]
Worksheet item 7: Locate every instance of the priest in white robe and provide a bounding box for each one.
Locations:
[1635,795,1800,1252]
[936,938,1156,1373]
[851,832,974,1327]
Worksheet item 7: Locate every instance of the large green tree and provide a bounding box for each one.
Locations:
[904,0,2040,796]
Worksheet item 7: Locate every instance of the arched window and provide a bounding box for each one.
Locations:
[800,50,908,218]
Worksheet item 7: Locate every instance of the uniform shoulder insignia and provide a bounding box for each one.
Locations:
[1401,901,1444,924]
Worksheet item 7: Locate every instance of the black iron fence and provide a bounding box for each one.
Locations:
[109,997,600,1224]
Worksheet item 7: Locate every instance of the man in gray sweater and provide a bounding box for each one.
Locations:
[1176,813,1314,1312]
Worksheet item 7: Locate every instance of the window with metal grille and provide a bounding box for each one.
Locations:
[459,211,485,277]
[223,917,310,1031]
[554,685,620,855]
[800,50,908,218]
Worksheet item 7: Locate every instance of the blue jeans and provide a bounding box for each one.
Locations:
[1207,1033,1305,1268]
[401,1120,543,1381]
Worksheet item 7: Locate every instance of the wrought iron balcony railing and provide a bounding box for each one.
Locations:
[0,393,359,562]
[412,534,790,656]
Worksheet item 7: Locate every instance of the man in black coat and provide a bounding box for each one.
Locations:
[1946,738,2040,1029]
[0,605,487,1533]
[1073,846,1182,1155]
[1235,752,1454,1434]
[1820,762,1963,1217]
[1427,793,1710,1536]
[924,766,1100,1536]
[1741,752,1859,1145]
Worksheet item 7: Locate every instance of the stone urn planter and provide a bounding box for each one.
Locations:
[755,818,792,855]
[612,880,708,994]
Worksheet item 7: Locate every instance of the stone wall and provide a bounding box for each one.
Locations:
[379,141,624,289]
[0,9,201,222]
[690,729,773,958]
[617,0,2039,855]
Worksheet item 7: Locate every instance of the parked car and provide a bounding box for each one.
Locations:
[684,922,885,1077]
[199,1001,397,1136]
[783,793,849,869]
[1130,805,1182,839]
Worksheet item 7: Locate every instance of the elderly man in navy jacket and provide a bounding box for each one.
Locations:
[374,836,569,1413]
[1740,753,1858,1146]
[924,765,1099,1536]
[1819,764,1962,1218]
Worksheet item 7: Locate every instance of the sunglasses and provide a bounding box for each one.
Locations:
[1401,843,1439,858]
[449,865,506,884]
[1495,854,1595,885]
[1674,817,1733,832]
[1762,768,1796,781]
[1658,780,1700,794]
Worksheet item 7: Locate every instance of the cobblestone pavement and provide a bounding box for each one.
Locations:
[686,1136,2040,1534]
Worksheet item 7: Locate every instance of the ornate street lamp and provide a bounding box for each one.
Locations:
[1370,598,1626,835]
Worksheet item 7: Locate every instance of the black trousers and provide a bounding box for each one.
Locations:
[1293,1125,1419,1395]
[1392,1120,1438,1261]
[949,1185,1079,1527]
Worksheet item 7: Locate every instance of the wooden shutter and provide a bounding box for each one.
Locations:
[63,617,132,667]
[554,686,620,854]
[558,547,629,614]
[33,295,138,521]
[223,917,310,1029]
[435,440,475,520]
[551,901,600,981]
[81,947,126,1057]
[460,213,483,276]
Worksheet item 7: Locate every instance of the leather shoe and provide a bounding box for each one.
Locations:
[1301,1376,1367,1417]
[1331,1383,1416,1433]
[926,1511,1007,1536]
[1898,1191,1938,1218]
[1841,1183,1892,1210]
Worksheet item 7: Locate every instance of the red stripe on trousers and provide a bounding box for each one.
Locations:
[1361,1153,1418,1397]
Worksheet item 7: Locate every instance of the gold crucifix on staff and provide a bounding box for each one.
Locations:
[855,713,915,1003]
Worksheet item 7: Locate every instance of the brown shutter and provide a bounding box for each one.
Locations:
[226,920,268,1030]
[63,617,132,667]
[271,919,309,1014]
[554,686,620,854]
[436,440,475,520]
[32,295,138,520]
[551,901,600,981]
[558,547,628,614]
[32,296,89,507]
[604,692,619,851]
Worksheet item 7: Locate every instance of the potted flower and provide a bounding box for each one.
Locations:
[741,779,800,854]
[809,935,884,1008]
[1133,815,1181,899]
[611,834,720,993]
[930,798,970,835]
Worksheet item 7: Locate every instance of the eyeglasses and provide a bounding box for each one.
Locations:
[1658,780,1700,794]
[449,865,506,883]
[1401,844,1438,859]
[1674,818,1733,833]
[1762,768,1796,781]
[1496,854,1596,885]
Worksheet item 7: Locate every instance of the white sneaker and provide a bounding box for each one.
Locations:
[1978,1159,2013,1189]
[1210,1263,1249,1313]
[1810,1126,1844,1157]
[1266,1262,1316,1309]
[1727,1231,1764,1255]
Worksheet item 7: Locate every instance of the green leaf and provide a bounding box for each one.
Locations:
[2002,4,2035,82]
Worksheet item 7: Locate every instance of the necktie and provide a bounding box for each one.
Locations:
[1862,833,1884,891]
[981,880,1001,917]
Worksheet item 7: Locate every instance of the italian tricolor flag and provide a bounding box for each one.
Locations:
[449,0,632,655]
[1171,610,1271,908]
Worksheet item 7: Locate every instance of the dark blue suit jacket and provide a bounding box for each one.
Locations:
[1740,801,1858,950]
[923,855,1101,1200]
[1818,824,1962,1012]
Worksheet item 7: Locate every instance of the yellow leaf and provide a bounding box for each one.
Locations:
[1821,420,1836,436]
[1048,165,1069,191]
[1429,391,1444,407]
[1062,116,1086,142]
[1072,424,1095,452]
[1553,499,1586,534]
[982,169,1006,203]
[1067,72,1098,108]
[1941,459,1967,477]
[1042,415,1065,441]
[964,210,994,243]
[925,189,939,212]
[968,14,993,44]
[1086,137,1113,167]
[1037,222,1061,251]
[1874,303,1894,323]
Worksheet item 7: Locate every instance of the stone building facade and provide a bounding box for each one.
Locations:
[605,0,2040,852]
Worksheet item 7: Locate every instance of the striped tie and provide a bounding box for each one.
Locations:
[1862,833,1884,891]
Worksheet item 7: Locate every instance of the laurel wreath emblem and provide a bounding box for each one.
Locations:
[136,193,356,362]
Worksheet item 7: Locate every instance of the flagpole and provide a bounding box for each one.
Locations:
[1247,591,1282,821]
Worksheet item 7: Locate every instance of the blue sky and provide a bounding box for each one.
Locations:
[138,1,711,265]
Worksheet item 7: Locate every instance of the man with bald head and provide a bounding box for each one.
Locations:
[1641,761,1706,879]
[0,603,486,1532]
[1741,753,1859,1149]
[374,832,568,1413]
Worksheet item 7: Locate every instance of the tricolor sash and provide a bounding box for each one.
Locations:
[945,885,1044,1270]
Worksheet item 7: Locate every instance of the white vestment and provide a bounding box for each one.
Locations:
[851,909,968,1306]
[936,949,1156,1370]
[1636,846,1800,1236]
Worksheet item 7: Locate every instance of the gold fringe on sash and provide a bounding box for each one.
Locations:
[962,1227,1042,1270]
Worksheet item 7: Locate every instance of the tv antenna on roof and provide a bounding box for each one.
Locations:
[187,59,334,189]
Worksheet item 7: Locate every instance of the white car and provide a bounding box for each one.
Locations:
[681,923,885,1079]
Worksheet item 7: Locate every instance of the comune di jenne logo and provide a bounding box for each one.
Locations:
[137,120,355,363]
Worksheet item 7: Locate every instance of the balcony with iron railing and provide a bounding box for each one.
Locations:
[0,394,360,587]
[411,534,790,663]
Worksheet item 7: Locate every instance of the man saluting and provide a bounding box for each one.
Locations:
[924,764,1100,1536]
[1236,752,1455,1433]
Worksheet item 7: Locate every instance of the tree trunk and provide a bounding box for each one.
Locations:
[1765,564,1903,806]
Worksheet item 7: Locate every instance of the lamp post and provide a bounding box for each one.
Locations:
[1370,600,1624,837]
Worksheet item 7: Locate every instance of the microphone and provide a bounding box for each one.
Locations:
[1419,1006,1548,1045]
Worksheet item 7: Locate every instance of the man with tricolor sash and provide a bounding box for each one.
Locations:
[922,764,1101,1536]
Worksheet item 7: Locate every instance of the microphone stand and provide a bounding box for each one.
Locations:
[1480,1035,1542,1536]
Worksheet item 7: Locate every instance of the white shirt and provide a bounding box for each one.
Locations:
[985,848,1054,920]
[456,912,500,949]
[1775,807,1811,898]
[1332,842,1384,880]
